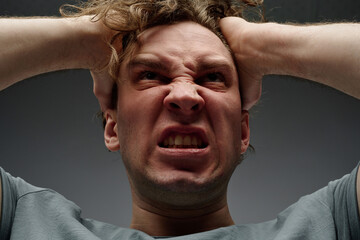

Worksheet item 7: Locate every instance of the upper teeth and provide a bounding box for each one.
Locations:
[162,134,203,148]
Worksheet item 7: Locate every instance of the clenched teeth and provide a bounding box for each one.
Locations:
[160,134,205,148]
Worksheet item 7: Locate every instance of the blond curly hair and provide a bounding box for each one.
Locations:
[61,0,264,81]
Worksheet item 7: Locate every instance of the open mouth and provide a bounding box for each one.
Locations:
[159,133,208,149]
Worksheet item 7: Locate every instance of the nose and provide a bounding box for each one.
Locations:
[164,81,205,116]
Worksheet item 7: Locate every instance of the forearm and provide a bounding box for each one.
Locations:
[0,17,108,90]
[261,23,360,98]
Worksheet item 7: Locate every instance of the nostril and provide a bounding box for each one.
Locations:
[191,104,199,111]
[170,103,180,109]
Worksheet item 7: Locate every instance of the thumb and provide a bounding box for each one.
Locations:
[91,69,115,111]
[219,17,248,44]
[220,17,262,110]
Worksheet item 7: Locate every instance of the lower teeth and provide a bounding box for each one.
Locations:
[163,145,204,148]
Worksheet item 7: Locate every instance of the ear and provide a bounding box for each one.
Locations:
[104,109,120,151]
[240,110,250,154]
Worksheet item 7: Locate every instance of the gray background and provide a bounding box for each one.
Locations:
[0,0,359,227]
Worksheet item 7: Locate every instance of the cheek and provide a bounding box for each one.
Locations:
[116,86,166,154]
[202,90,243,158]
[202,88,242,127]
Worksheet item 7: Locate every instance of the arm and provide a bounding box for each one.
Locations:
[219,18,360,110]
[220,17,360,216]
[0,16,115,225]
[0,17,114,109]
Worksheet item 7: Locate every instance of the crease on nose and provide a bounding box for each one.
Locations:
[164,82,205,115]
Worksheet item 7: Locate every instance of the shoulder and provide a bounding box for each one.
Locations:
[232,166,360,240]
[0,167,140,240]
[0,167,79,239]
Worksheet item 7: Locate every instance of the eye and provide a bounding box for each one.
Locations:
[136,71,170,85]
[140,71,159,80]
[199,73,225,83]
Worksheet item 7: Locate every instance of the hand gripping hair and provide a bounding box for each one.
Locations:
[60,0,264,81]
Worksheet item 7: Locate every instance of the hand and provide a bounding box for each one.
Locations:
[78,16,121,111]
[91,68,115,111]
[220,17,266,110]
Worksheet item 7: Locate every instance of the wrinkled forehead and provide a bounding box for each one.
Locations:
[132,21,234,65]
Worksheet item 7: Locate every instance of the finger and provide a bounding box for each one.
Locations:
[219,17,247,43]
[91,70,115,111]
[239,72,262,110]
[220,17,262,110]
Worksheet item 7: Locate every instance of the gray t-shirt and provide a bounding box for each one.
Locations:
[1,166,359,240]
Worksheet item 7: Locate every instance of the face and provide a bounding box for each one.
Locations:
[105,21,250,208]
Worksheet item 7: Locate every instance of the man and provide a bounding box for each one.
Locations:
[0,0,359,239]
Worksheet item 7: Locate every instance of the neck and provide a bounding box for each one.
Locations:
[130,195,234,236]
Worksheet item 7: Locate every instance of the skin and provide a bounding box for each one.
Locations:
[219,17,360,110]
[0,17,113,92]
[0,16,114,228]
[104,21,250,236]
[220,17,360,215]
[0,15,359,236]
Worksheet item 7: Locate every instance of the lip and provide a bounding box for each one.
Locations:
[157,146,209,156]
[156,145,211,171]
[158,126,209,147]
[155,126,211,171]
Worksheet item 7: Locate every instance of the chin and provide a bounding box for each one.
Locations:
[133,169,230,208]
[157,171,215,192]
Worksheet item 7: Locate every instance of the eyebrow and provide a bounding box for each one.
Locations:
[196,59,234,73]
[127,56,234,74]
[127,57,170,72]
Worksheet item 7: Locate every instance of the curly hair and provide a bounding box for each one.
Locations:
[61,0,259,157]
[60,0,264,81]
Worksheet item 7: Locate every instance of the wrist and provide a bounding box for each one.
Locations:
[248,22,305,77]
[60,16,111,70]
